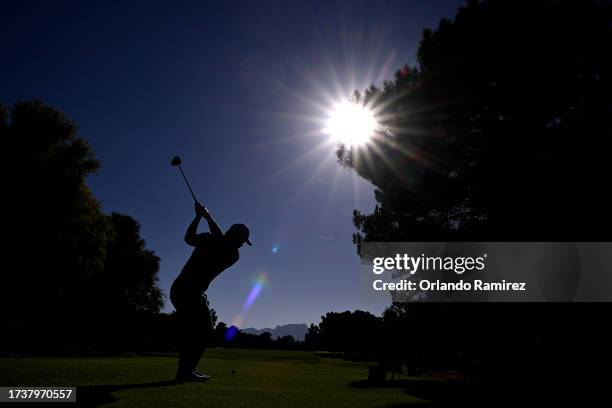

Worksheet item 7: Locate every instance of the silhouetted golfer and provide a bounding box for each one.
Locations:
[171,202,251,382]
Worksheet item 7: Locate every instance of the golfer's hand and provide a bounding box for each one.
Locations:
[195,202,209,219]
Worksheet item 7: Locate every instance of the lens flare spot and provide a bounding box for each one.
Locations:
[225,325,239,342]
[226,273,268,342]
[272,244,279,253]
[242,273,268,312]
[231,315,243,327]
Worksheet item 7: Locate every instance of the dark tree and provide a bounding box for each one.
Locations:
[213,321,228,345]
[1,101,164,354]
[207,298,218,328]
[339,1,612,247]
[89,213,163,316]
[335,2,612,396]
[318,311,382,358]
[304,323,321,349]
[276,335,296,350]
[229,331,275,349]
[2,100,111,353]
[259,331,273,342]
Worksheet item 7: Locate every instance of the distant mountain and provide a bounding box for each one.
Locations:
[241,323,308,341]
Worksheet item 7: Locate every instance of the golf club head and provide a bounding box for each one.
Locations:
[171,156,182,166]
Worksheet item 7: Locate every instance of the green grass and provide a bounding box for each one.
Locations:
[0,349,434,407]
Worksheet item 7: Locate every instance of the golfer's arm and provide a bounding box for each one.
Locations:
[204,214,223,238]
[184,216,201,246]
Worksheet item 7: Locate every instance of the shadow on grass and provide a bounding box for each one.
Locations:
[76,380,179,407]
[351,378,485,406]
[314,352,344,359]
[351,376,554,407]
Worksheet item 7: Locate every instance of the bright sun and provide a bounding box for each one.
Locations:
[324,101,378,146]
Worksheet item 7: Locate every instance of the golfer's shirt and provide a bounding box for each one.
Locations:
[176,232,239,293]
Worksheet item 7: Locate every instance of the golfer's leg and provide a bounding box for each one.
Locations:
[187,325,207,372]
[189,300,214,372]
[176,311,193,376]
[190,343,207,372]
[173,301,195,376]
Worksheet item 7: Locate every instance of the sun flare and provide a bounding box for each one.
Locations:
[324,101,378,147]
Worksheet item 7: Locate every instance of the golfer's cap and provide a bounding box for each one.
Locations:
[228,223,252,246]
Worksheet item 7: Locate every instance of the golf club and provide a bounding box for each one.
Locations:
[171,155,199,204]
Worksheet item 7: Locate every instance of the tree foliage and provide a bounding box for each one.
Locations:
[90,213,163,316]
[1,100,163,354]
[2,100,111,321]
[308,310,381,358]
[332,2,612,389]
[339,1,612,250]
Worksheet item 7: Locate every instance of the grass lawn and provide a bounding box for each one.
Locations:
[0,349,437,407]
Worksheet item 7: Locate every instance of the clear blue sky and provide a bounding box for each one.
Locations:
[2,0,464,328]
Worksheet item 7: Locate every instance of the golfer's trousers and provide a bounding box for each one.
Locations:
[170,281,214,374]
